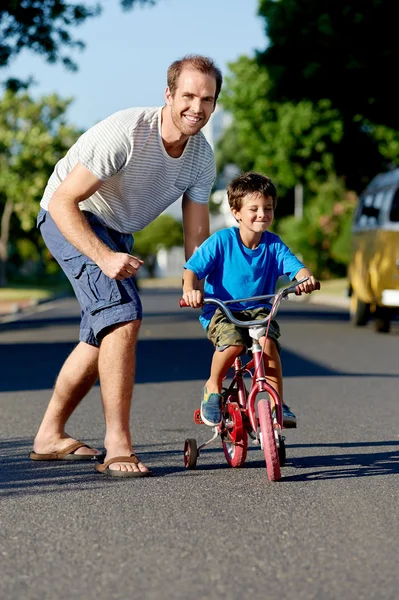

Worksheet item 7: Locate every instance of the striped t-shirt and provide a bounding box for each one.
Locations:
[40,107,216,233]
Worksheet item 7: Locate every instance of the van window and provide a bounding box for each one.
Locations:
[390,188,399,222]
[357,193,380,227]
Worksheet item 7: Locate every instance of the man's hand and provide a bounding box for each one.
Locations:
[98,251,144,280]
[182,289,204,308]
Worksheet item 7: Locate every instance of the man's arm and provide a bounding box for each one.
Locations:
[181,194,210,260]
[48,162,143,280]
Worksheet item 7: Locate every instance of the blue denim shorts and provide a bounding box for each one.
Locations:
[37,208,142,347]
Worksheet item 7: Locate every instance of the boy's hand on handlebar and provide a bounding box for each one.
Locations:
[182,289,204,308]
[296,275,319,294]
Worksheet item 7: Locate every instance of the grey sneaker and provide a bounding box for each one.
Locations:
[282,404,297,428]
[200,387,222,426]
[272,403,297,428]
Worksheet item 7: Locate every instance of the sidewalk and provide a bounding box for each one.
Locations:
[0,298,41,318]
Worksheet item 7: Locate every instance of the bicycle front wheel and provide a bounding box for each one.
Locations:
[258,399,281,481]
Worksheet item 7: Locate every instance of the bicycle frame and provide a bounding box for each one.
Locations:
[222,346,282,428]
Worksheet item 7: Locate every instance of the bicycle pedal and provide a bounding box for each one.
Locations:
[193,409,204,425]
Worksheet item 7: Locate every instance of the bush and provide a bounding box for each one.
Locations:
[277,176,356,279]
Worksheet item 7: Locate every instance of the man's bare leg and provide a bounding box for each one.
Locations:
[98,320,149,474]
[33,342,102,456]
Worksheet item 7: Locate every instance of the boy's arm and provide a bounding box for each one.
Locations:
[182,268,204,308]
[294,267,318,293]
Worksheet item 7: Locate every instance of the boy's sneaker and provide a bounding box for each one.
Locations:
[282,404,297,428]
[200,387,222,426]
[272,403,297,428]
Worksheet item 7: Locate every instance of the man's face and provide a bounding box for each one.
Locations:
[165,68,217,136]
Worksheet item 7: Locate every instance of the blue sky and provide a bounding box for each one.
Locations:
[3,0,267,130]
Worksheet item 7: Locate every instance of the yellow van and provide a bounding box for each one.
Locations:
[348,169,399,333]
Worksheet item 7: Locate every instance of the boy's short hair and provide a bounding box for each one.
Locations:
[227,172,278,211]
[167,55,223,106]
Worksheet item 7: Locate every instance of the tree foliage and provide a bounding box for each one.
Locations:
[216,0,399,279]
[219,55,399,195]
[218,56,344,192]
[257,0,399,129]
[1,0,158,88]
[0,89,81,284]
[277,176,356,279]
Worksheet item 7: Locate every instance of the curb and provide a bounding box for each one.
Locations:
[292,293,350,309]
[0,293,72,323]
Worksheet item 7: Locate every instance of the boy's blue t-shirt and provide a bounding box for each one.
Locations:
[184,227,305,330]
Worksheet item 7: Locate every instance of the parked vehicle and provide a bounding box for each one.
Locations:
[348,169,399,332]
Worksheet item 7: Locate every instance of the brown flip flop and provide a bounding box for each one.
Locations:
[29,441,104,461]
[95,454,152,478]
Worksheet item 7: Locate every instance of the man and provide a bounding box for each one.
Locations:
[30,54,222,477]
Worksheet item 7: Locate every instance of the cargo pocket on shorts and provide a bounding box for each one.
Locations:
[61,247,122,315]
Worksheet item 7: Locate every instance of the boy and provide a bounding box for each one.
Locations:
[182,172,318,427]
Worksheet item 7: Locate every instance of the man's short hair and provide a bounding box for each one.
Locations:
[167,54,223,106]
[227,172,278,211]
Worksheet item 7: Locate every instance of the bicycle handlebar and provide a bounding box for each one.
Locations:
[179,278,321,328]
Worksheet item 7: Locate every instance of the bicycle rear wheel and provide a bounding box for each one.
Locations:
[221,402,248,468]
[258,399,281,481]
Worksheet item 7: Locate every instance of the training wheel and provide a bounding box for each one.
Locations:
[184,438,198,469]
[278,436,286,467]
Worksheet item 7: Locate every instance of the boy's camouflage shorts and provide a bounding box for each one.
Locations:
[206,306,281,354]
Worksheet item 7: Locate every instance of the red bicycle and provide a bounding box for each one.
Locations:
[180,277,320,481]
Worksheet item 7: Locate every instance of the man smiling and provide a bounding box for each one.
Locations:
[30,55,222,477]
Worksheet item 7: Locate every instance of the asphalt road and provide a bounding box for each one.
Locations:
[0,289,398,600]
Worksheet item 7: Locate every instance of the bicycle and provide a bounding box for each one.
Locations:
[179,277,320,481]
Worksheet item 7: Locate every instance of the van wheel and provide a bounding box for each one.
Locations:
[350,294,370,326]
[374,307,391,333]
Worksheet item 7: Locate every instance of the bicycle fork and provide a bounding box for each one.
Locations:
[248,338,284,449]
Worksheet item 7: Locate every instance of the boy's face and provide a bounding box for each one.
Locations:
[232,193,275,234]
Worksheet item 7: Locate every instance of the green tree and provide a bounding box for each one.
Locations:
[216,57,361,277]
[1,0,158,88]
[133,214,183,277]
[258,0,399,129]
[277,176,357,279]
[0,89,81,285]
[218,56,344,193]
[256,0,399,191]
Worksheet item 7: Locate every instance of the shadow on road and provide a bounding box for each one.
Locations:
[0,438,190,498]
[1,335,398,392]
[1,437,398,496]
[190,441,399,480]
[254,440,399,481]
[282,446,399,480]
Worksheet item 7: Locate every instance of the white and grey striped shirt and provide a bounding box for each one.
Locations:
[40,107,216,233]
